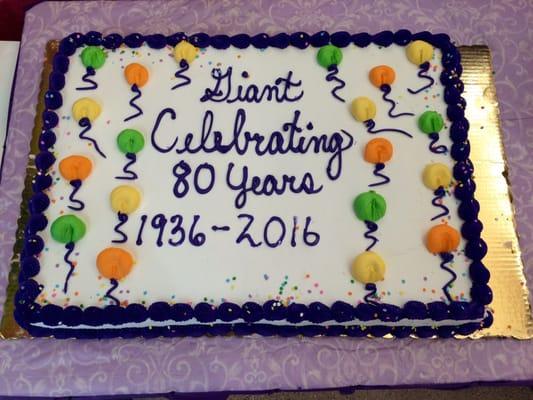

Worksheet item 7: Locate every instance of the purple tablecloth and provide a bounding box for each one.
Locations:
[0,0,532,397]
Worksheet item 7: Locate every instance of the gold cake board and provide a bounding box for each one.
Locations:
[1,43,531,339]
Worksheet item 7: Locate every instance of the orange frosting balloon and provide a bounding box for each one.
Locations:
[369,65,396,87]
[124,63,149,88]
[96,247,134,280]
[426,224,461,253]
[58,155,92,181]
[364,138,393,164]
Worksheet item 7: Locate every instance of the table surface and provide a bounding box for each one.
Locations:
[0,41,20,185]
[0,0,532,397]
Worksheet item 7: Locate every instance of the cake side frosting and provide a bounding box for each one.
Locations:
[15,31,493,339]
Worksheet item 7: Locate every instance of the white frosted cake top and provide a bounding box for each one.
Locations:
[34,42,472,311]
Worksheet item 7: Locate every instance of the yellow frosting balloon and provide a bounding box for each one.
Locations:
[423,163,452,190]
[110,185,142,214]
[350,97,376,122]
[350,251,386,284]
[406,40,434,65]
[174,41,199,64]
[72,97,101,122]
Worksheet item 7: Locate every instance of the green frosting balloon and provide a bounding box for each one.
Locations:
[80,46,106,70]
[353,191,387,222]
[117,129,145,154]
[317,45,343,69]
[418,111,444,134]
[51,215,86,244]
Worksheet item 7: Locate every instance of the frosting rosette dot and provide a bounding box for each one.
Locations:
[369,65,395,87]
[72,97,101,122]
[426,224,460,253]
[80,46,106,69]
[423,163,452,190]
[124,63,149,87]
[59,155,92,181]
[353,191,387,222]
[406,40,434,65]
[316,44,343,68]
[351,251,386,283]
[364,138,393,164]
[418,110,444,134]
[350,97,376,122]
[117,129,145,154]
[110,185,142,214]
[174,41,199,64]
[50,215,87,244]
[96,247,134,280]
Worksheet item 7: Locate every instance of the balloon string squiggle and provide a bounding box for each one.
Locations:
[440,253,457,303]
[76,67,98,91]
[79,118,106,158]
[63,242,76,294]
[104,278,120,306]
[364,220,379,251]
[67,179,84,211]
[325,65,346,103]
[364,283,379,305]
[407,62,435,94]
[369,163,390,187]
[428,133,447,154]
[124,84,143,122]
[381,85,414,118]
[172,60,192,90]
[116,153,138,180]
[365,119,413,138]
[112,212,128,244]
[431,187,450,221]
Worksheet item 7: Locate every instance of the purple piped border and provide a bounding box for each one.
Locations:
[14,30,492,339]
